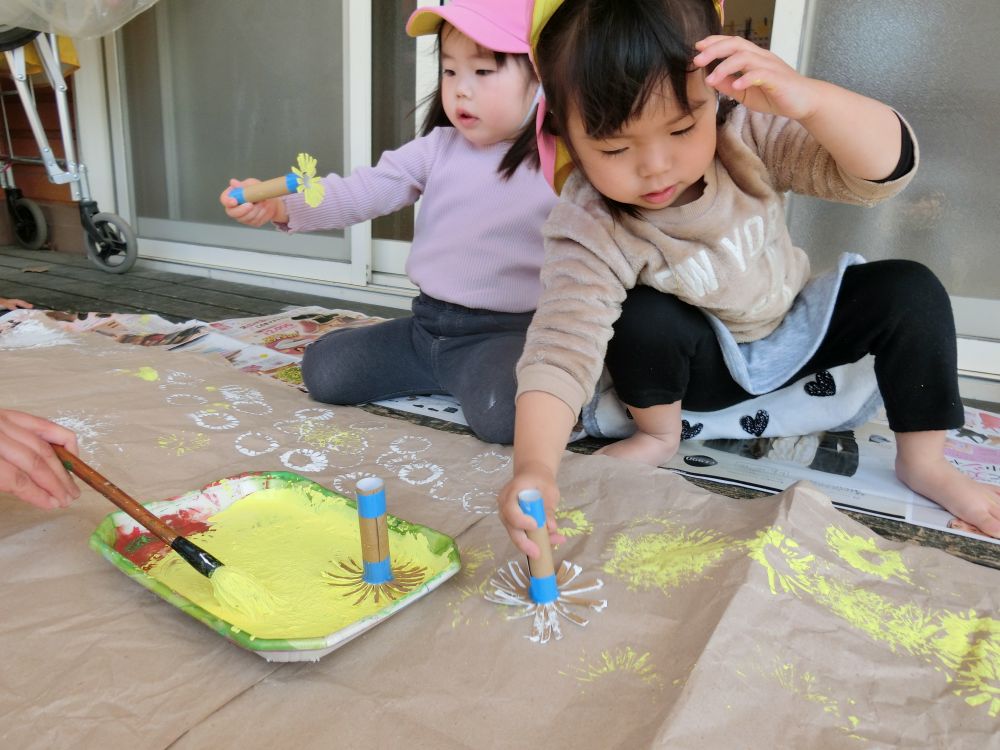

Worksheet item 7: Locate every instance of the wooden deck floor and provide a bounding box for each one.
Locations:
[0,246,403,322]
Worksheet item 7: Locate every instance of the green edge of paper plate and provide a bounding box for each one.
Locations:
[88,470,461,655]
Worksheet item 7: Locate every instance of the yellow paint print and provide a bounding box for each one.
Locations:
[751,653,861,738]
[746,523,1000,719]
[604,518,734,595]
[145,486,451,640]
[555,506,593,538]
[745,526,816,596]
[447,545,495,628]
[934,611,1000,717]
[826,527,913,584]
[117,366,160,381]
[561,646,663,694]
[298,420,364,452]
[157,432,210,456]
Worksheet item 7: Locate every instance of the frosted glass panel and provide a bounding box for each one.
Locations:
[122,0,345,258]
[787,0,1000,303]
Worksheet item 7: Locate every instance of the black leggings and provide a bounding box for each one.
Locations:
[605,260,965,433]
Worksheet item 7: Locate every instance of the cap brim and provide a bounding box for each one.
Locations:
[405,9,445,39]
[406,6,528,53]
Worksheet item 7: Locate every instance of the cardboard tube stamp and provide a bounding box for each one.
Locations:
[356,477,393,584]
[517,489,558,604]
[228,174,299,205]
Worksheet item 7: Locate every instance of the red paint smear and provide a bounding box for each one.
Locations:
[114,512,213,569]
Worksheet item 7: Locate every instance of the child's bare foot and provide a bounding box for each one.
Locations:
[896,454,1000,538]
[595,430,680,466]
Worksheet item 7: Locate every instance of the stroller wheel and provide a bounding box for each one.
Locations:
[0,27,40,52]
[84,212,138,274]
[11,197,48,250]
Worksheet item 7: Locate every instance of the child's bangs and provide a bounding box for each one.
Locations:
[543,0,720,138]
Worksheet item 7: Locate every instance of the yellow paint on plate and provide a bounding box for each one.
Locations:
[145,486,449,639]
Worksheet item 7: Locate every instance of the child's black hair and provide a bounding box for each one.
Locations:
[418,26,540,178]
[500,0,735,213]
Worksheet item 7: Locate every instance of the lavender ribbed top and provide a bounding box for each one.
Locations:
[282,127,556,313]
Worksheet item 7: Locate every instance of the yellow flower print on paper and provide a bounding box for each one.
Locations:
[826,526,912,584]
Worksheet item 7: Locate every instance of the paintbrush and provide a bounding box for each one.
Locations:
[52,445,279,617]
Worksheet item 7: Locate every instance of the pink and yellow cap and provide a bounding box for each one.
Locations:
[406,0,533,54]
[531,0,725,193]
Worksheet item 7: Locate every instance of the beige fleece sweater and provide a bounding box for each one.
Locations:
[516,106,918,417]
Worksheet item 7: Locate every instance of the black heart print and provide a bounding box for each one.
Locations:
[804,370,836,397]
[740,409,769,437]
[681,420,703,440]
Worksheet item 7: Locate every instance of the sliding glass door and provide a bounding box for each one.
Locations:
[771,0,1000,401]
[106,0,424,295]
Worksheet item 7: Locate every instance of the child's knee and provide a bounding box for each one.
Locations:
[463,400,516,445]
[301,344,354,403]
[874,260,948,311]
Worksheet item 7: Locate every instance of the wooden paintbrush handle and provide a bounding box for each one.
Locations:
[52,444,178,545]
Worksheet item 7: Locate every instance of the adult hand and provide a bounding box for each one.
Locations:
[0,410,80,509]
[0,297,33,310]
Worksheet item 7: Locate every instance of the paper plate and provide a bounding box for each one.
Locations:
[89,471,461,662]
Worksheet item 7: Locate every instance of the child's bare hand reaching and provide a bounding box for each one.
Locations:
[0,298,32,310]
[219,179,289,227]
[498,464,566,559]
[694,35,820,122]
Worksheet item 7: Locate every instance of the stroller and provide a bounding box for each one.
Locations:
[0,22,137,272]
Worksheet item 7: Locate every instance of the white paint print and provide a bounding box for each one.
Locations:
[216,385,273,415]
[398,460,445,486]
[390,436,432,456]
[189,409,240,430]
[152,366,487,501]
[234,431,280,457]
[458,488,497,514]
[280,448,328,473]
[165,393,208,407]
[159,370,204,388]
[371,435,487,513]
[0,319,78,349]
[330,471,381,496]
[485,560,607,644]
[51,410,123,462]
[470,450,511,475]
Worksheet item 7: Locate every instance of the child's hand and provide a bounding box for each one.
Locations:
[694,35,821,122]
[0,298,32,310]
[497,463,566,559]
[219,178,289,227]
[0,409,80,509]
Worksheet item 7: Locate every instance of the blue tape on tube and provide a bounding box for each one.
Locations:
[285,172,298,193]
[517,491,546,530]
[363,557,393,584]
[229,186,245,205]
[358,487,387,518]
[528,573,558,604]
